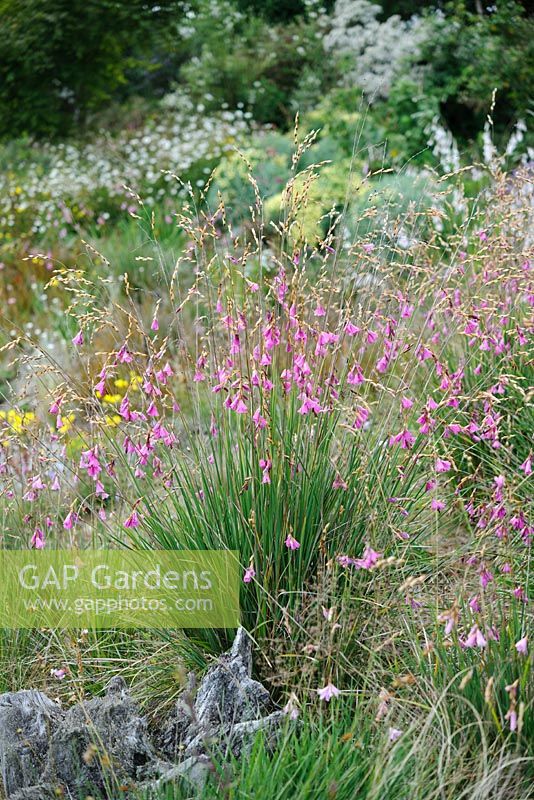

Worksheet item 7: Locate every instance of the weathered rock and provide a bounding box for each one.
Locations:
[0,690,63,795]
[9,784,58,800]
[159,627,274,761]
[194,627,271,727]
[157,672,197,762]
[0,629,287,799]
[140,755,212,796]
[43,676,153,796]
[226,710,286,758]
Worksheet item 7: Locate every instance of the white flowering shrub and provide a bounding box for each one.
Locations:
[425,117,461,174]
[0,93,250,246]
[427,115,533,174]
[323,0,430,100]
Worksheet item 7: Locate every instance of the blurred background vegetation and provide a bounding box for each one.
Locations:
[0,0,532,338]
[0,0,532,145]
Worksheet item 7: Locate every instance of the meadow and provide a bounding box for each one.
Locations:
[0,1,532,798]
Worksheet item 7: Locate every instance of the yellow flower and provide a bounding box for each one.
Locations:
[0,409,35,434]
[59,413,76,434]
[129,373,143,391]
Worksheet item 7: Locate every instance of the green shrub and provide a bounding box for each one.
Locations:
[179,11,334,125]
[0,0,185,138]
[416,1,534,143]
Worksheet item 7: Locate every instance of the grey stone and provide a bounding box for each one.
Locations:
[43,676,153,796]
[140,755,212,796]
[9,784,58,800]
[226,710,286,758]
[0,690,63,795]
[0,629,288,799]
[159,627,274,761]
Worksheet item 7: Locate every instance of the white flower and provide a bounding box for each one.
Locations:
[323,0,431,100]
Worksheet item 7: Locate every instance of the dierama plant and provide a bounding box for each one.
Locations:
[0,145,531,749]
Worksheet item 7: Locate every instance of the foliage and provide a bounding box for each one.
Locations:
[0,3,532,798]
[0,0,186,138]
[417,0,534,141]
[236,0,307,20]
[0,156,532,798]
[207,128,348,227]
[0,92,249,295]
[179,9,334,125]
[139,690,533,798]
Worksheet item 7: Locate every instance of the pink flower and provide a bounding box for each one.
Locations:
[479,568,493,589]
[389,429,416,449]
[285,534,300,550]
[95,480,109,499]
[147,401,159,417]
[49,398,62,415]
[317,682,340,702]
[353,406,369,429]
[515,636,528,656]
[345,321,360,336]
[520,455,532,476]
[231,396,248,414]
[259,458,272,484]
[469,595,480,612]
[347,364,364,385]
[124,510,140,528]
[315,330,338,357]
[31,528,45,549]
[367,329,378,343]
[151,318,159,332]
[243,565,256,583]
[72,330,84,346]
[94,377,106,395]
[388,727,402,742]
[263,323,281,351]
[506,708,518,732]
[332,474,348,490]
[50,668,67,680]
[353,545,382,570]
[63,511,76,530]
[376,354,390,373]
[435,458,451,473]
[297,396,324,416]
[253,408,268,429]
[494,474,505,491]
[116,344,132,363]
[431,499,445,511]
[80,448,102,479]
[462,625,487,649]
